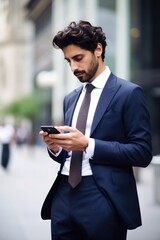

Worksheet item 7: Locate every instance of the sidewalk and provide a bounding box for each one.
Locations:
[0,145,160,240]
[127,165,160,240]
[0,145,59,240]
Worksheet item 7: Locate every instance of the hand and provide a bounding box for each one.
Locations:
[41,126,89,152]
[39,130,60,153]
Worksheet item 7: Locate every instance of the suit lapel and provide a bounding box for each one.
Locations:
[90,73,121,135]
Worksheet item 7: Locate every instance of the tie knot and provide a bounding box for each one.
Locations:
[86,84,95,93]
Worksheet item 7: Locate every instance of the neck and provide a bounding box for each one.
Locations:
[90,62,106,83]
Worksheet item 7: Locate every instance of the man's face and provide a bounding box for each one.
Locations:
[63,44,99,83]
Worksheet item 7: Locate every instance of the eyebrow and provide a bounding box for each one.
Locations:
[64,54,83,61]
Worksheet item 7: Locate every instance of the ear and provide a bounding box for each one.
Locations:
[94,43,103,58]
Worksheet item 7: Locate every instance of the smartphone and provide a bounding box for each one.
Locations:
[41,126,60,134]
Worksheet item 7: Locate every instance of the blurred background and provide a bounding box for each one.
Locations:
[0,0,160,240]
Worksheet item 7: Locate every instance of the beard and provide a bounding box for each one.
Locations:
[74,58,99,83]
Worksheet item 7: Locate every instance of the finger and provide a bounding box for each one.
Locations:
[48,131,70,139]
[39,131,48,136]
[59,125,76,133]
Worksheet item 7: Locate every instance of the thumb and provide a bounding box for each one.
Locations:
[59,125,76,133]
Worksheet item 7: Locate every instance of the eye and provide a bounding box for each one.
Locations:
[75,55,83,62]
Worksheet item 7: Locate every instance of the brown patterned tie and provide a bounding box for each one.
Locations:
[68,84,95,188]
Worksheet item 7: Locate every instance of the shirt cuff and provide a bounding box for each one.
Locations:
[48,147,62,157]
[84,138,95,159]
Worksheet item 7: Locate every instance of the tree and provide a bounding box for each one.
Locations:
[1,91,43,121]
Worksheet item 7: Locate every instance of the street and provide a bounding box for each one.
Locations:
[0,145,160,240]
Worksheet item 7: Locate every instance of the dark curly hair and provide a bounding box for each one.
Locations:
[52,20,107,61]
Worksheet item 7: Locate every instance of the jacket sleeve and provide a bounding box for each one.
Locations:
[92,86,152,168]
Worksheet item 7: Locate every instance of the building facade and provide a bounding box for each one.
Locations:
[0,0,34,107]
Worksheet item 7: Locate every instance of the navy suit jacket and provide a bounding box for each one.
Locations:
[41,73,152,229]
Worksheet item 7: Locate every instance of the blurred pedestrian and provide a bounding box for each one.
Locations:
[0,123,15,170]
[15,125,27,146]
[39,20,152,240]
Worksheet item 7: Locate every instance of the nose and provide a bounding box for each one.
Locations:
[70,61,78,72]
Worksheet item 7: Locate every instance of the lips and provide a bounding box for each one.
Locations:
[76,73,83,78]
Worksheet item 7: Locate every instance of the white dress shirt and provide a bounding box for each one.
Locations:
[61,66,111,176]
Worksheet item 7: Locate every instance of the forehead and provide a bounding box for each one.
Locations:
[63,44,87,59]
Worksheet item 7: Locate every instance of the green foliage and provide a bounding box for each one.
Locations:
[1,91,43,120]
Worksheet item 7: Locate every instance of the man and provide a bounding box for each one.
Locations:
[39,20,152,240]
[0,122,15,170]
